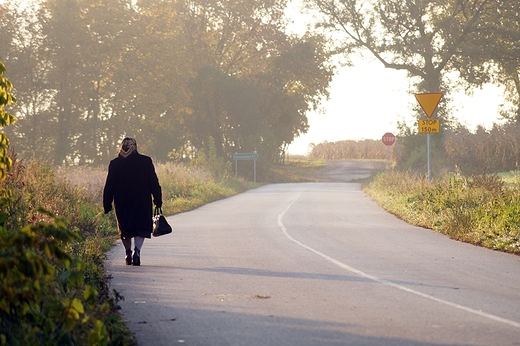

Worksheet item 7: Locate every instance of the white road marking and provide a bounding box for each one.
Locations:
[277,193,520,329]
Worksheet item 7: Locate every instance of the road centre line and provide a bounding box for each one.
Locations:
[277,192,520,329]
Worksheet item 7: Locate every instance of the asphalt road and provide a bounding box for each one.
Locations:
[106,160,520,346]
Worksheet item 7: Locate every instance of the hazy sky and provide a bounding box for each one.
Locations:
[285,2,507,156]
[287,60,506,155]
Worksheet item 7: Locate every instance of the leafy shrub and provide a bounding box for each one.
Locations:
[0,209,110,345]
[189,136,232,180]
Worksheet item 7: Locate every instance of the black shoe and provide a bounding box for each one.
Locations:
[125,249,133,265]
[132,248,141,266]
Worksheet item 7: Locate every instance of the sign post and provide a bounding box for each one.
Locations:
[381,132,396,169]
[415,93,443,182]
[233,152,259,182]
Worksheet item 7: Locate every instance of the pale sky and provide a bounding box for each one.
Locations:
[287,61,506,156]
[285,2,507,156]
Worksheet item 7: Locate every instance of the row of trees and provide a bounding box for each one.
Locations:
[1,0,519,168]
[309,122,520,175]
[0,0,333,165]
[309,139,388,160]
[443,123,520,174]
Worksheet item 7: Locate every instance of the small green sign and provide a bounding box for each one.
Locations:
[233,153,259,160]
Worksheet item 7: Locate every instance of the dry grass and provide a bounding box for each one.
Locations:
[365,170,520,254]
[54,165,107,201]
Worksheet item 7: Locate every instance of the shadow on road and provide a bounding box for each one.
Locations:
[121,298,466,346]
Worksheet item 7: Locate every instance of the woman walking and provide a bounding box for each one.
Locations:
[103,137,162,266]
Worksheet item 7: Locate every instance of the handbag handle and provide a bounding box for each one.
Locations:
[154,206,163,216]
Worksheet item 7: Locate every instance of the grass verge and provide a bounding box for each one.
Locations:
[364,170,520,255]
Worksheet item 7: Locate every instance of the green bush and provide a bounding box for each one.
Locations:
[1,61,133,345]
[0,209,110,345]
[186,136,232,180]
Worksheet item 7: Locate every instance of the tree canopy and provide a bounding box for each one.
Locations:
[2,0,518,166]
[305,0,520,124]
[0,0,333,165]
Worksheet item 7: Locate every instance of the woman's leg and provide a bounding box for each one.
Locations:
[134,236,144,251]
[132,236,144,266]
[122,237,133,265]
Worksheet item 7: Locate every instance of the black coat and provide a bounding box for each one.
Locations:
[103,151,162,238]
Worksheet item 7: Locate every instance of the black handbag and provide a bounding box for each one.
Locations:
[152,207,172,237]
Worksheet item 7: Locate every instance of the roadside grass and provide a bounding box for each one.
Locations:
[1,159,258,345]
[155,162,255,215]
[364,170,520,255]
[497,171,520,187]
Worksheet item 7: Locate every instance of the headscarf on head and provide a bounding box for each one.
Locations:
[119,137,137,158]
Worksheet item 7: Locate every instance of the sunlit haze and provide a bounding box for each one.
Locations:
[3,0,508,157]
[287,60,506,156]
[285,1,507,156]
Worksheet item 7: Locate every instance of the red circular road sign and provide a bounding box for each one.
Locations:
[382,132,396,146]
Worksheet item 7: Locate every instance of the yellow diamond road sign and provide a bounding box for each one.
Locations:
[415,93,443,118]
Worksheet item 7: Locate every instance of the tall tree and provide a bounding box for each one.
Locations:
[40,0,138,165]
[259,36,333,161]
[71,0,137,164]
[179,0,333,160]
[118,0,193,160]
[453,1,520,123]
[1,2,57,160]
[39,0,86,165]
[186,65,266,158]
[305,0,503,123]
